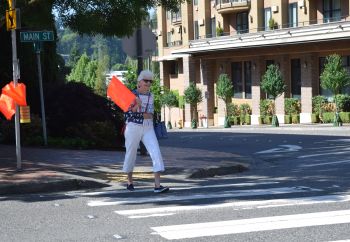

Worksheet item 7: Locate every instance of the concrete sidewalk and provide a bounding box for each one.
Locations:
[2,123,348,196]
[0,139,249,195]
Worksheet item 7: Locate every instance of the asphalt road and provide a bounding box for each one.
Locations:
[1,128,350,241]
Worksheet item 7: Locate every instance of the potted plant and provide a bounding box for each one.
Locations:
[161,88,178,129]
[261,64,286,127]
[216,74,233,128]
[184,82,203,129]
[320,54,350,126]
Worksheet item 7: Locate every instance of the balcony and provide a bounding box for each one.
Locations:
[215,0,251,14]
[166,40,183,48]
[171,17,350,54]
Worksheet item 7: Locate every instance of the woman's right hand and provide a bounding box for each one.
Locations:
[131,98,141,112]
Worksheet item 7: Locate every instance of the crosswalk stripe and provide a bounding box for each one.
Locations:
[115,193,350,217]
[67,181,279,197]
[151,209,350,240]
[87,186,319,207]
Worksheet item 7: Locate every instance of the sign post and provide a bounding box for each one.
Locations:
[20,31,54,146]
[6,0,22,169]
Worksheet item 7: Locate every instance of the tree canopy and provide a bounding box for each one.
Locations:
[261,64,286,100]
[216,74,233,116]
[320,54,350,96]
[53,0,188,36]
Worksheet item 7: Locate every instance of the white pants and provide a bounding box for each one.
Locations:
[123,119,165,173]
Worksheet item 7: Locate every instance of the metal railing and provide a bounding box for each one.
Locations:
[194,16,350,41]
[216,0,251,9]
[166,40,183,47]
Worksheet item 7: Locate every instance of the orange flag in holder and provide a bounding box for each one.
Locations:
[107,76,136,112]
[2,81,27,106]
[0,93,15,120]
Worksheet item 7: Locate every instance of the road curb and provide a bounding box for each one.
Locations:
[187,164,249,179]
[0,179,108,196]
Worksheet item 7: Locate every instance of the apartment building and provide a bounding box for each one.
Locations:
[156,0,350,127]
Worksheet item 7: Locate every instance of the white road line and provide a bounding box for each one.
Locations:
[128,213,175,219]
[115,193,350,217]
[256,145,302,154]
[151,209,350,240]
[67,181,279,196]
[300,159,350,167]
[298,151,350,158]
[87,186,319,207]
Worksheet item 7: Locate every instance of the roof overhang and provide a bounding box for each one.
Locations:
[157,53,191,61]
[171,21,350,55]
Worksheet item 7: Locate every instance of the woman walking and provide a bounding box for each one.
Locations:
[123,70,169,193]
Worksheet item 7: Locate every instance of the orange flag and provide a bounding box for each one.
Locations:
[0,93,15,120]
[107,76,136,112]
[2,81,27,106]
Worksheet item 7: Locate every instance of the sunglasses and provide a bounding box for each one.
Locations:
[143,79,153,84]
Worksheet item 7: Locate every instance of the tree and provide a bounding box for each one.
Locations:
[53,0,189,36]
[320,54,350,126]
[216,74,233,128]
[67,53,91,84]
[161,88,179,129]
[261,64,286,127]
[150,76,163,116]
[184,82,203,128]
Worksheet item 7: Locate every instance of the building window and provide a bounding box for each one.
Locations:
[244,61,252,99]
[323,0,341,23]
[167,31,172,47]
[166,11,171,20]
[231,62,243,98]
[264,8,272,31]
[291,59,301,99]
[170,61,178,75]
[237,12,248,34]
[288,3,298,27]
[171,9,182,23]
[193,0,198,5]
[194,20,199,39]
[266,60,275,70]
[211,17,216,38]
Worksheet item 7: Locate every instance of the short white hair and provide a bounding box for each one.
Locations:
[137,70,154,82]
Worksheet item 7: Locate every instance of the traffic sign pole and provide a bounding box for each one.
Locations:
[10,0,22,170]
[20,32,54,146]
[34,42,48,146]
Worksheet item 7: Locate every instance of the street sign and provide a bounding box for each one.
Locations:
[20,31,54,42]
[122,26,156,58]
[6,9,16,31]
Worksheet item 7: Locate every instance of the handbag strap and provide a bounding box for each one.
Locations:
[136,91,151,113]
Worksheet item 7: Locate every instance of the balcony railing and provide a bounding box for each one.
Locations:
[215,0,251,13]
[170,16,350,54]
[166,40,183,47]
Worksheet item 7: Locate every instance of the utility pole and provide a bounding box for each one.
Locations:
[8,0,22,170]
[136,24,147,156]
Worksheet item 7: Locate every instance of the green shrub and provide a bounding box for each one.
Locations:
[284,115,292,124]
[258,116,264,124]
[291,114,300,124]
[65,121,121,149]
[322,112,335,123]
[44,82,123,137]
[245,115,251,125]
[285,98,301,115]
[264,115,272,124]
[335,94,350,112]
[227,103,240,117]
[311,113,319,123]
[260,99,274,116]
[339,112,350,123]
[229,116,240,125]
